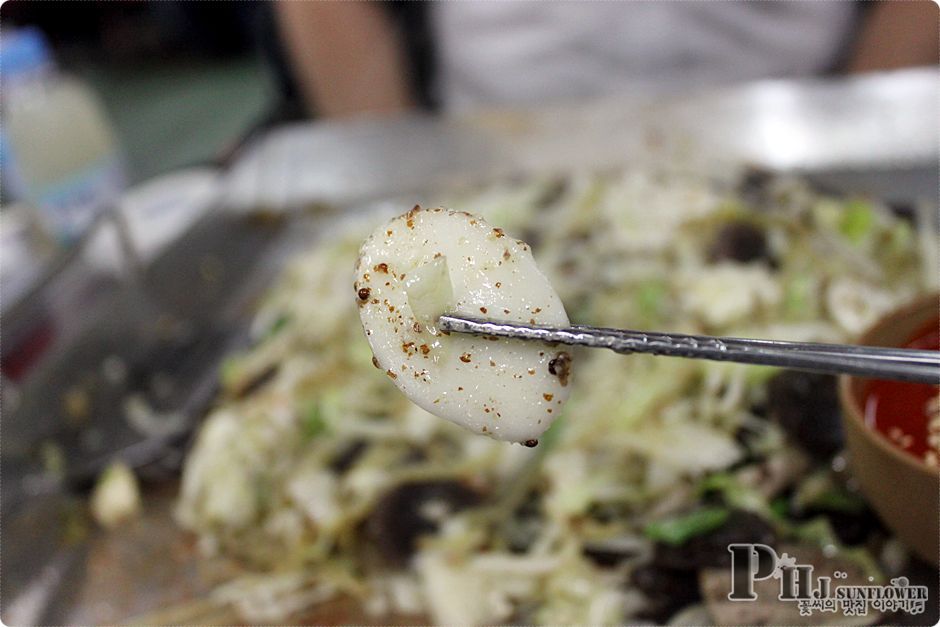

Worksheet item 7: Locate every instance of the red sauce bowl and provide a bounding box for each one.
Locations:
[839,294,939,564]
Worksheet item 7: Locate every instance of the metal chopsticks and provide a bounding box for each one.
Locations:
[437,315,940,384]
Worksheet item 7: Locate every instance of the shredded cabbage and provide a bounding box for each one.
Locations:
[176,169,933,624]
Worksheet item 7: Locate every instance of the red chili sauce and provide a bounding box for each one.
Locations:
[862,317,940,466]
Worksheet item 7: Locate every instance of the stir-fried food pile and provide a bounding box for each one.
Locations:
[177,169,936,624]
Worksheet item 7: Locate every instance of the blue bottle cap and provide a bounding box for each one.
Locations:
[1,27,53,81]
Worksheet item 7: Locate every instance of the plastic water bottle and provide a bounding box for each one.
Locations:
[1,27,126,243]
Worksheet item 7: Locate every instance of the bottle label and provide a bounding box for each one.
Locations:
[32,155,127,243]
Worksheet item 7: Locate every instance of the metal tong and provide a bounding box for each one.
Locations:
[438,315,940,384]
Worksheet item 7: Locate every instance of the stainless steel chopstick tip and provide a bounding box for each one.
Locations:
[438,314,940,384]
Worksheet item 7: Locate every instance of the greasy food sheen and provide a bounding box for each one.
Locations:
[355,206,571,443]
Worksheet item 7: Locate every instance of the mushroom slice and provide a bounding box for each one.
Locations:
[355,206,571,444]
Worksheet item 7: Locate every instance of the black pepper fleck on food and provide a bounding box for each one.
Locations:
[548,352,572,386]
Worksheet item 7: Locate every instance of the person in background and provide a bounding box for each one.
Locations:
[275,1,938,119]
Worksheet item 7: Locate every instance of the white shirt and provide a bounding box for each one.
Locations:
[432,2,857,111]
